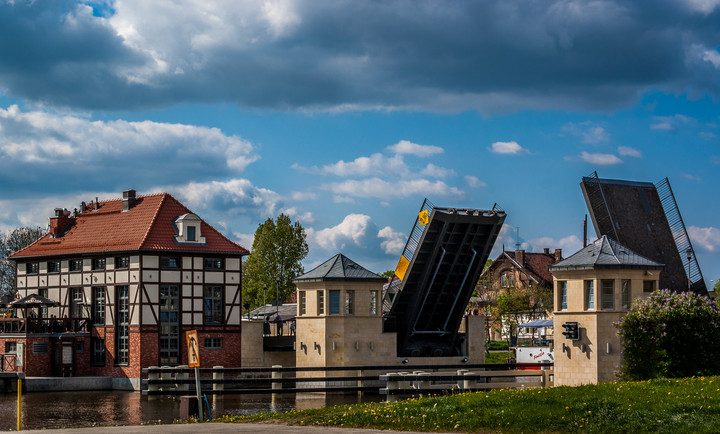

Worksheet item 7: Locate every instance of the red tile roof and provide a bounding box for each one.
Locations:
[10,193,249,258]
[485,250,560,287]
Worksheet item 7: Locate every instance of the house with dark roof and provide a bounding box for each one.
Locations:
[549,235,663,386]
[477,248,562,340]
[4,190,248,390]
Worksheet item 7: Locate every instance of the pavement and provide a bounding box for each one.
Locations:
[19,423,450,433]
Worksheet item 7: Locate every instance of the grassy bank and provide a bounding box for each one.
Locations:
[218,376,720,433]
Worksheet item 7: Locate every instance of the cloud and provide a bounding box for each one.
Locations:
[561,122,609,144]
[386,140,443,157]
[650,114,695,131]
[688,226,720,252]
[465,175,487,188]
[578,152,623,165]
[526,235,583,255]
[699,131,717,140]
[2,1,719,113]
[324,178,463,199]
[0,104,257,197]
[488,141,529,155]
[377,226,406,255]
[421,164,455,179]
[295,153,407,177]
[308,214,372,252]
[682,173,702,182]
[170,179,281,220]
[617,146,642,157]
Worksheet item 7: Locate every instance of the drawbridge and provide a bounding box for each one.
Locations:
[383,199,505,357]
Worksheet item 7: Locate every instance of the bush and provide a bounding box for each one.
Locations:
[487,340,509,351]
[616,289,720,380]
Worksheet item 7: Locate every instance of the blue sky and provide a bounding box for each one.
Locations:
[1,0,719,286]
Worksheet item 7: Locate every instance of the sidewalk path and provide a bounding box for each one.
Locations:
[20,423,451,433]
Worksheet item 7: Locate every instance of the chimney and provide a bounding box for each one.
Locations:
[543,247,550,254]
[554,249,563,263]
[122,189,137,212]
[80,201,86,214]
[49,208,72,237]
[515,249,525,266]
[94,197,99,211]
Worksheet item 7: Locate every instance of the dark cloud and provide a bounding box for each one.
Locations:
[0,0,718,112]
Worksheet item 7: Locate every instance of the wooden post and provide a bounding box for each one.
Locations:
[147,366,159,393]
[17,377,21,431]
[271,365,282,392]
[213,366,224,394]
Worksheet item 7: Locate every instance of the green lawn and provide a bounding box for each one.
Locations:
[217,376,720,433]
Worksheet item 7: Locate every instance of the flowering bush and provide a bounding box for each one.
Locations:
[616,289,720,380]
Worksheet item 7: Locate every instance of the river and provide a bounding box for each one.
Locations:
[0,391,382,430]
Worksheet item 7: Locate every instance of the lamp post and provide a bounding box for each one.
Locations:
[263,284,267,319]
[276,273,281,317]
[686,248,693,291]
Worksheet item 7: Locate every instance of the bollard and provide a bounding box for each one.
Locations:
[147,366,159,393]
[160,367,173,392]
[176,365,189,392]
[271,365,282,391]
[213,366,224,394]
[463,372,476,390]
[456,369,468,389]
[386,373,398,402]
[416,372,431,394]
[357,369,363,399]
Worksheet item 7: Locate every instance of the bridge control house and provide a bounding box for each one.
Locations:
[3,190,248,390]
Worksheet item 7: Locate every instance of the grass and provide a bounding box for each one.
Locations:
[216,376,720,433]
[487,340,509,351]
[484,350,514,364]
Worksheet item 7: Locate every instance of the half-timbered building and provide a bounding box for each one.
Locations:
[4,190,248,389]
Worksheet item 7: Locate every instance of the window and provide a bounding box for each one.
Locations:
[203,258,223,270]
[643,280,655,298]
[47,261,60,273]
[116,286,129,365]
[204,286,223,325]
[329,290,340,315]
[558,281,568,311]
[601,280,614,310]
[621,280,631,310]
[345,290,355,315]
[299,291,306,316]
[70,288,84,318]
[501,271,515,288]
[159,285,180,365]
[76,341,84,353]
[27,262,39,274]
[187,226,196,242]
[317,290,325,315]
[584,280,595,310]
[91,338,105,366]
[370,290,378,316]
[91,258,106,271]
[69,259,83,272]
[115,256,130,269]
[204,338,222,349]
[160,256,180,269]
[92,287,105,325]
[5,342,17,354]
[33,342,49,354]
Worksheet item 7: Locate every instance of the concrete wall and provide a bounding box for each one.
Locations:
[552,268,659,386]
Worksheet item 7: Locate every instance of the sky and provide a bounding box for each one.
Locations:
[0,0,719,286]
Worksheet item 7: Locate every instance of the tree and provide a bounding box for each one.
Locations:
[616,289,720,380]
[714,279,720,293]
[379,270,395,279]
[0,226,46,297]
[242,214,308,310]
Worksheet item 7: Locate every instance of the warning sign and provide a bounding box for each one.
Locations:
[395,255,410,281]
[186,330,200,368]
[418,209,429,226]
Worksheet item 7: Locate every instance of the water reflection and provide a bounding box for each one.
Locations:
[0,391,382,430]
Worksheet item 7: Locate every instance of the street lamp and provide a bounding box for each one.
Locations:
[686,248,693,291]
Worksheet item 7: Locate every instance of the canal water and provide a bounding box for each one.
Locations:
[0,391,383,430]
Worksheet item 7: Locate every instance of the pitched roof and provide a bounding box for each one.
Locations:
[549,235,664,271]
[10,193,248,258]
[484,250,558,286]
[294,254,386,283]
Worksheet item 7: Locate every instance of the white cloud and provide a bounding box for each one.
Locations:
[579,152,622,165]
[233,232,255,251]
[281,207,315,224]
[291,191,318,201]
[297,153,407,177]
[420,164,455,179]
[0,104,257,171]
[687,0,720,15]
[308,214,372,251]
[488,141,529,155]
[386,140,443,157]
[325,178,463,199]
[651,114,695,131]
[703,49,720,67]
[617,146,642,157]
[650,122,675,131]
[688,226,720,252]
[377,226,406,255]
[526,235,583,255]
[170,178,281,218]
[682,173,702,182]
[699,131,717,140]
[464,175,487,188]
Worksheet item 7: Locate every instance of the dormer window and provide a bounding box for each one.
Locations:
[174,213,206,244]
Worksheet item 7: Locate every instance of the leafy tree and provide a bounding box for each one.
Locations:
[0,226,46,297]
[616,289,720,380]
[242,214,308,309]
[379,270,395,279]
[714,279,720,293]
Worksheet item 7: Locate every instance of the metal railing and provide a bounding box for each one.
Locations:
[0,317,89,334]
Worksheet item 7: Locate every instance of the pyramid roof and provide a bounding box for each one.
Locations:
[549,235,663,271]
[294,254,385,283]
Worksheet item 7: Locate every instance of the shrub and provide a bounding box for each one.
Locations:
[616,289,720,380]
[487,340,509,351]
